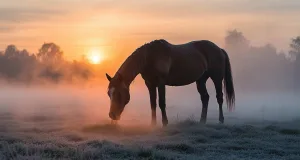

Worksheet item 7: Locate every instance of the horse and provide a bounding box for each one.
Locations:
[106,39,235,126]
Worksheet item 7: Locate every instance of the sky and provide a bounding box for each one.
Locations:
[0,0,300,61]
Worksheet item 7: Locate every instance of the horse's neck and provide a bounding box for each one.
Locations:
[116,50,146,87]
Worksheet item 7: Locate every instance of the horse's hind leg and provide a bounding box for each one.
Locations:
[212,78,224,124]
[158,85,168,126]
[196,72,209,124]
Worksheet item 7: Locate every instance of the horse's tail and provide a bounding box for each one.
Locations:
[222,49,235,111]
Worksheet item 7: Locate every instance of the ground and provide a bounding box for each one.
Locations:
[0,87,299,159]
[0,114,299,160]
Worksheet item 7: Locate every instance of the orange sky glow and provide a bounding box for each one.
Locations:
[1,0,300,71]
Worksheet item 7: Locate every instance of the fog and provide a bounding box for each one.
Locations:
[1,82,299,129]
[1,31,300,159]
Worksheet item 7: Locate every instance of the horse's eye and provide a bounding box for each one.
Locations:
[115,92,122,102]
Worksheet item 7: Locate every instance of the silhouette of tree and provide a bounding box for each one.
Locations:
[224,29,250,54]
[4,45,19,58]
[19,49,29,57]
[36,43,65,82]
[224,30,294,91]
[290,36,300,90]
[68,60,93,83]
[0,45,37,82]
[289,36,300,56]
[37,43,63,64]
[38,65,63,83]
[0,43,96,84]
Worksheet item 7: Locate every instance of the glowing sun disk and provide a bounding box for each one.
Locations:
[87,49,103,64]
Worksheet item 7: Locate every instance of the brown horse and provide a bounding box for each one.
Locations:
[106,39,235,126]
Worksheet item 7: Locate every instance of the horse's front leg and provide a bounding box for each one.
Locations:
[158,85,168,126]
[196,73,209,124]
[146,82,157,126]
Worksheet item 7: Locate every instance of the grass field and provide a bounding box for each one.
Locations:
[0,115,299,160]
[0,87,299,159]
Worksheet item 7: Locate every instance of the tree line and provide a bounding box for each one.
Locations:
[224,29,300,92]
[0,43,94,85]
[0,30,300,92]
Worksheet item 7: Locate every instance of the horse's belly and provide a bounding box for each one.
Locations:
[166,70,205,86]
[165,54,207,86]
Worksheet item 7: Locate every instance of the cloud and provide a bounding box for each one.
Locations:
[90,0,300,19]
[2,0,300,24]
[0,8,66,23]
[0,1,68,34]
[0,26,15,32]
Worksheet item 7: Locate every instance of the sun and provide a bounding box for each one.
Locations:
[87,48,104,64]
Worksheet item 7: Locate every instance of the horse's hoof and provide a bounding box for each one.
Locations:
[151,121,157,126]
[200,119,207,124]
[162,120,168,127]
[219,118,224,124]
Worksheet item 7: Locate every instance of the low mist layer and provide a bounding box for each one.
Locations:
[0,87,299,159]
[0,84,299,159]
[1,85,299,128]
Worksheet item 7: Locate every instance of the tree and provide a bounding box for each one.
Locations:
[37,43,64,64]
[2,45,38,81]
[19,49,29,57]
[289,36,300,60]
[224,29,250,54]
[290,36,300,90]
[4,45,18,58]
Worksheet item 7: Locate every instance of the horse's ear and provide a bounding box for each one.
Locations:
[106,73,112,81]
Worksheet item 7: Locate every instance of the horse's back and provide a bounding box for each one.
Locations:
[168,40,224,62]
[142,39,225,86]
[191,40,226,68]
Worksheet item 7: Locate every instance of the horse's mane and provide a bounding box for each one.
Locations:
[133,39,168,54]
[116,39,168,86]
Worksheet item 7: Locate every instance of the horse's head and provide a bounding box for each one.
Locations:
[106,73,130,120]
